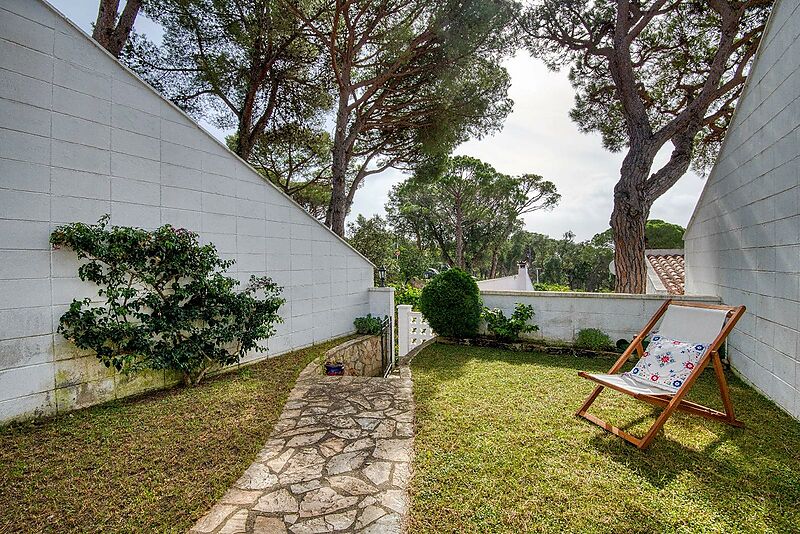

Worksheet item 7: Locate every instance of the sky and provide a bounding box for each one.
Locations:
[49,0,707,242]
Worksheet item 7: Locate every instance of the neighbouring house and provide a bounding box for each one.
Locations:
[685,0,800,419]
[646,249,685,295]
[0,0,393,423]
[476,262,535,291]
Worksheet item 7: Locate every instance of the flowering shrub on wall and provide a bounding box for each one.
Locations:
[50,216,285,385]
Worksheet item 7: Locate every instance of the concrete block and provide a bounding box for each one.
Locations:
[236,253,265,272]
[53,59,111,100]
[53,85,111,124]
[161,185,201,211]
[237,234,266,254]
[161,141,202,170]
[202,172,237,196]
[53,31,116,76]
[52,139,110,174]
[114,368,165,398]
[0,334,52,369]
[51,167,110,200]
[110,201,161,229]
[0,390,54,421]
[52,112,110,149]
[7,11,56,56]
[0,128,50,165]
[111,78,161,115]
[0,189,49,221]
[0,158,50,193]
[51,196,110,224]
[0,38,53,82]
[111,127,160,161]
[0,249,50,279]
[0,219,50,249]
[161,208,201,232]
[161,162,202,190]
[266,251,291,271]
[54,355,114,389]
[0,361,53,401]
[202,192,237,215]
[237,216,266,237]
[202,232,236,254]
[0,97,51,136]
[236,179,267,202]
[111,176,160,205]
[231,183,264,209]
[202,152,233,176]
[0,68,51,108]
[55,376,116,412]
[0,278,50,309]
[202,212,236,234]
[51,276,98,306]
[112,104,159,138]
[161,119,201,149]
[111,151,160,183]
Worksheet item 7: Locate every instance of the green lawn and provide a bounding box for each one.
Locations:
[0,337,351,534]
[410,343,800,534]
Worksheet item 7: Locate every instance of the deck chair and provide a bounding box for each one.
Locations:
[576,300,746,449]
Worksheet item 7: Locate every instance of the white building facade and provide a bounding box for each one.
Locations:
[0,0,379,422]
[685,0,800,419]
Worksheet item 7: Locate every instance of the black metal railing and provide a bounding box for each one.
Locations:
[379,315,393,377]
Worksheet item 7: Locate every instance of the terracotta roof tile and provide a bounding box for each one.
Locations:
[647,254,685,295]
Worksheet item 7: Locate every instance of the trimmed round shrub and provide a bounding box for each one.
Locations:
[575,328,613,351]
[419,269,481,338]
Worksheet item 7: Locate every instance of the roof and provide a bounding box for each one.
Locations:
[646,252,685,295]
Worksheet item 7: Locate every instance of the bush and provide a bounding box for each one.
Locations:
[483,303,539,342]
[354,314,383,334]
[393,283,422,310]
[533,282,572,292]
[575,328,613,351]
[419,269,482,338]
[50,216,285,385]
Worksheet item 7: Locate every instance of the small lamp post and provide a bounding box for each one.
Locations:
[378,265,387,287]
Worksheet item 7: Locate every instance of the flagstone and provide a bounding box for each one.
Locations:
[190,355,415,533]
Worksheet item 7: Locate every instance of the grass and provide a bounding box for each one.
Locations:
[409,343,800,534]
[0,336,351,534]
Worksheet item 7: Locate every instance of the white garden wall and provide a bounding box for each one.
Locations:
[481,291,721,344]
[685,0,800,419]
[0,0,375,422]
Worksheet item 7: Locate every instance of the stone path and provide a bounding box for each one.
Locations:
[190,362,414,534]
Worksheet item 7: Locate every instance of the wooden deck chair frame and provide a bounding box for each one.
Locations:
[576,300,746,450]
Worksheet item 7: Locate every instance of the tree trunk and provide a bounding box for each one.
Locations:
[454,203,464,269]
[611,151,653,294]
[489,249,499,279]
[329,89,351,236]
[92,0,142,58]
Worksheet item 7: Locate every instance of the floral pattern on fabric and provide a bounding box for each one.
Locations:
[625,334,708,393]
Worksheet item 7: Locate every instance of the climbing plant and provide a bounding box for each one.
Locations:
[50,216,285,385]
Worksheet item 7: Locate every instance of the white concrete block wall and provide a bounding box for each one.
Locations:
[685,0,800,419]
[0,0,374,422]
[481,291,721,344]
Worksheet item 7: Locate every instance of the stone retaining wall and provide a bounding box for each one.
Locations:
[323,335,383,377]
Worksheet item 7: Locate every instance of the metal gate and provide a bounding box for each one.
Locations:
[380,315,393,377]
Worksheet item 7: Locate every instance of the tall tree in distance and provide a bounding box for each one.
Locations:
[520,0,772,293]
[388,155,559,272]
[127,0,330,162]
[93,0,143,57]
[291,0,516,236]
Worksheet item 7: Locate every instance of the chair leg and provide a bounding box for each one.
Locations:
[711,351,742,426]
